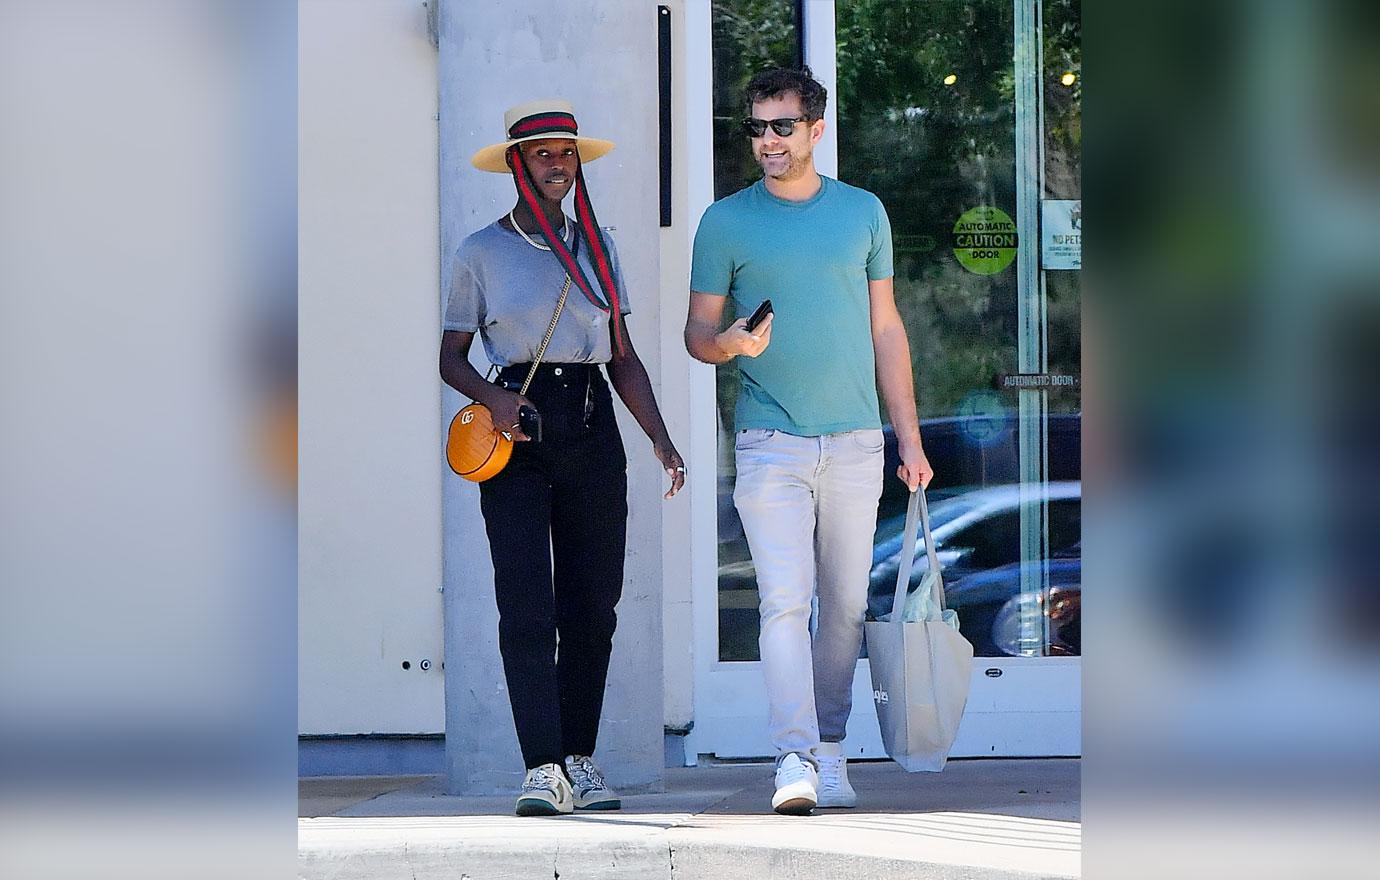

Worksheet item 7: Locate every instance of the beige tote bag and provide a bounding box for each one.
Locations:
[865,488,974,772]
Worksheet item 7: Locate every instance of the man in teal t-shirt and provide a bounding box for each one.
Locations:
[685,67,933,816]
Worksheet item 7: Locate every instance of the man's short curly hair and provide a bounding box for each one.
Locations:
[744,66,828,122]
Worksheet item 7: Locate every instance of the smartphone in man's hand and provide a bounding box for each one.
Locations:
[744,298,773,333]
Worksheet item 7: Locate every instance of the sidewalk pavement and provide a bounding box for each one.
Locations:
[300,758,1079,879]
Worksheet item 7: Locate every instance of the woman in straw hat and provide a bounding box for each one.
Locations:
[440,99,684,816]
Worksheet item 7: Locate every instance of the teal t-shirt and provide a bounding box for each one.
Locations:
[690,176,893,436]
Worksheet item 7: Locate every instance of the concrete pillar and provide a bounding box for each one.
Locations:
[438,0,665,795]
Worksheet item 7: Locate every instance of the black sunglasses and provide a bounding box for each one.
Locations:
[741,116,808,138]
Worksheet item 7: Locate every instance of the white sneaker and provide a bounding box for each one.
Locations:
[564,754,621,810]
[771,752,818,815]
[515,762,574,816]
[815,742,857,808]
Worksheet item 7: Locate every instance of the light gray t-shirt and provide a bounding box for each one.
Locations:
[444,219,632,367]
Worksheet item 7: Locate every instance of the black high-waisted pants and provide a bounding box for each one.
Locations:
[478,362,628,770]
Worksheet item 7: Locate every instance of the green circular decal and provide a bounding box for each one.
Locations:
[952,206,1018,275]
[955,390,1009,446]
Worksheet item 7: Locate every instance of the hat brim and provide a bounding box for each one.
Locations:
[471,134,615,173]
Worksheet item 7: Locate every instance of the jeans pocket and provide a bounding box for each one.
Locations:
[735,428,776,451]
[850,428,885,455]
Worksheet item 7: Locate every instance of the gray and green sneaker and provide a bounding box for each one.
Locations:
[515,762,573,816]
[563,754,621,810]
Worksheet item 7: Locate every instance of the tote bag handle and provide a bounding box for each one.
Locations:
[889,489,947,624]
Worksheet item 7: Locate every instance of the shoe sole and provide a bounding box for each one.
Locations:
[772,796,816,816]
[575,799,621,811]
[515,798,571,817]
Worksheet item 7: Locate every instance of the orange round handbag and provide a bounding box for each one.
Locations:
[445,274,572,482]
[446,403,514,481]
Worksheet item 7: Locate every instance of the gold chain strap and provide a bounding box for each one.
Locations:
[519,274,573,397]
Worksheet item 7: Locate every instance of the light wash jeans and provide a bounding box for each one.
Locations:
[733,427,885,770]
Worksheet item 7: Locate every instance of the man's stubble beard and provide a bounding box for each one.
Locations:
[761,144,813,182]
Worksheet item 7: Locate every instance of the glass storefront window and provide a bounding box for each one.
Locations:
[712,0,1081,660]
[710,1,799,201]
[710,0,798,662]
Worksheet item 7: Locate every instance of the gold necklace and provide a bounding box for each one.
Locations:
[508,210,570,251]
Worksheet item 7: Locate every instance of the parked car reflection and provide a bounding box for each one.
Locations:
[716,413,1082,662]
[866,482,1082,657]
[951,544,1081,656]
[718,480,1082,660]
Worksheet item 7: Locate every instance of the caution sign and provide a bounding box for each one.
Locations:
[953,206,1018,275]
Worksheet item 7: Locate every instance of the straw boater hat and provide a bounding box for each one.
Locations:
[470,98,615,173]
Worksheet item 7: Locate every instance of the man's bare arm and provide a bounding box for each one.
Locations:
[869,277,933,489]
[684,291,772,365]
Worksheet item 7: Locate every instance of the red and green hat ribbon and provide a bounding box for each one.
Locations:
[507,143,627,356]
